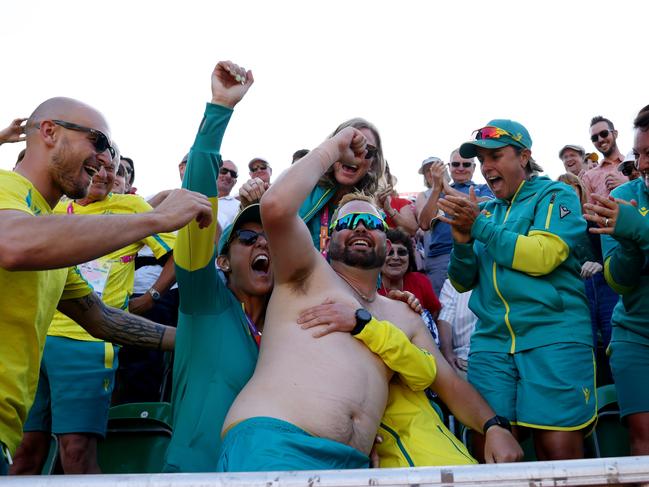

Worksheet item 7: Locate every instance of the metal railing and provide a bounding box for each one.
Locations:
[3,456,649,486]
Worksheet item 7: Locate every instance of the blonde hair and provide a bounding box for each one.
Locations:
[317,118,386,196]
[557,173,587,207]
[330,191,378,224]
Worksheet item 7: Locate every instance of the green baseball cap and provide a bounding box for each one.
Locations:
[217,203,262,256]
[459,119,533,158]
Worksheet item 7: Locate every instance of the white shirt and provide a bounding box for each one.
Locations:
[438,279,477,360]
[218,195,240,230]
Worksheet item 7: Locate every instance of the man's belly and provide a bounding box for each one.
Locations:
[223,317,389,454]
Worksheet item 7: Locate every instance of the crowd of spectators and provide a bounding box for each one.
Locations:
[0,59,647,476]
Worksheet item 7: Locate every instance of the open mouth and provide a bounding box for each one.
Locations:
[341,164,360,175]
[251,254,270,274]
[348,237,372,250]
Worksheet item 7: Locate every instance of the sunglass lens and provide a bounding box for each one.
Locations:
[365,145,377,160]
[237,229,260,245]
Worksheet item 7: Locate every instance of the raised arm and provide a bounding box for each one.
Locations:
[173,61,252,312]
[416,163,445,231]
[260,127,368,284]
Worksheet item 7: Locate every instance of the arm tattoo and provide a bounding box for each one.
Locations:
[98,301,167,350]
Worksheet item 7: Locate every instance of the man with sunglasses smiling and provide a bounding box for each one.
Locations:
[582,116,627,205]
[217,160,241,230]
[0,96,212,475]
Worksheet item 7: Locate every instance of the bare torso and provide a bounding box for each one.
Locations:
[223,257,390,454]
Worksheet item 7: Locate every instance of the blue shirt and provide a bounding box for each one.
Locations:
[426,181,493,258]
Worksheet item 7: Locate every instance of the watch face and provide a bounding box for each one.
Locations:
[356,309,372,324]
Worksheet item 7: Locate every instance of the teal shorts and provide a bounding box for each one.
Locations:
[609,340,649,418]
[468,343,597,431]
[24,336,119,437]
[217,417,369,472]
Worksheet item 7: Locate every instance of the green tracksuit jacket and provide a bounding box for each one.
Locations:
[448,176,593,354]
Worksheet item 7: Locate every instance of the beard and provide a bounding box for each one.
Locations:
[328,239,386,269]
[50,142,92,200]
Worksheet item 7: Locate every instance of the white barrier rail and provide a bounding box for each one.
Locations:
[3,456,649,487]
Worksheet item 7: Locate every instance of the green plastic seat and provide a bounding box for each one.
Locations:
[40,434,59,475]
[97,402,172,473]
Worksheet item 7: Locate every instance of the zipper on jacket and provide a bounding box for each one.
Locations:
[545,192,557,230]
[380,423,415,467]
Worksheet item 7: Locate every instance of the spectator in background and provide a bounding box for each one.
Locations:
[582,116,627,204]
[217,160,240,230]
[440,119,595,461]
[113,160,128,194]
[377,162,418,236]
[559,144,587,177]
[379,228,441,320]
[298,117,386,251]
[584,105,649,455]
[292,149,309,164]
[178,153,188,181]
[585,152,599,170]
[119,156,136,194]
[558,171,616,384]
[12,147,176,474]
[618,150,640,181]
[437,278,477,380]
[416,150,493,295]
[248,157,272,185]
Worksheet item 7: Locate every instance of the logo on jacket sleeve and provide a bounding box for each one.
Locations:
[559,205,571,219]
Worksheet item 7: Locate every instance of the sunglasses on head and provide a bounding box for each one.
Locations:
[219,167,238,178]
[451,161,473,168]
[387,247,408,257]
[590,129,611,143]
[329,212,388,234]
[472,126,518,142]
[51,120,115,159]
[365,144,378,160]
[234,229,266,246]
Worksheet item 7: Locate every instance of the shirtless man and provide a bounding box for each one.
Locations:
[220,127,521,471]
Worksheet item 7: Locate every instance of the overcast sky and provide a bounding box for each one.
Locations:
[1,0,646,196]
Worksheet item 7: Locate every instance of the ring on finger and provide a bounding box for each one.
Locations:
[604,217,609,227]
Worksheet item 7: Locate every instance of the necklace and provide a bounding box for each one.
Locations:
[335,271,377,303]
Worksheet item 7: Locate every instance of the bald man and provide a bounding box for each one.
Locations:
[0,97,211,474]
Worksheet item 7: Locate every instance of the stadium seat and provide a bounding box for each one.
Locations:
[589,384,630,458]
[41,434,59,475]
[97,402,172,473]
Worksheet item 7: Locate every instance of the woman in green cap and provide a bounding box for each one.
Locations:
[437,120,595,461]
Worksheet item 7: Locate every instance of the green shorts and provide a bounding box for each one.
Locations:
[609,340,649,418]
[468,343,597,431]
[24,336,119,437]
[217,417,369,472]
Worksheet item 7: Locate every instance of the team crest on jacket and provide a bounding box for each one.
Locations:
[559,205,571,219]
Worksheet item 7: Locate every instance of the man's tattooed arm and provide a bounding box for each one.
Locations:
[57,292,175,350]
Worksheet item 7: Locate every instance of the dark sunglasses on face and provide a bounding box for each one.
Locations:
[590,129,611,143]
[219,167,238,178]
[250,165,268,173]
[451,161,473,168]
[329,212,388,233]
[117,164,126,177]
[365,144,378,160]
[388,247,409,257]
[50,120,115,159]
[234,229,266,246]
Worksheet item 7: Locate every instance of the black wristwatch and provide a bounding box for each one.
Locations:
[351,308,372,335]
[482,415,512,434]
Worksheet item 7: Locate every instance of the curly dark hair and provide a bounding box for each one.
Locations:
[633,105,649,132]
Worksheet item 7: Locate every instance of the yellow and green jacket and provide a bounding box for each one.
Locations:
[448,176,592,354]
[601,178,649,345]
[355,319,476,467]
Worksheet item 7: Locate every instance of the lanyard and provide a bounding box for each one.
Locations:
[241,303,261,348]
[319,206,330,258]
